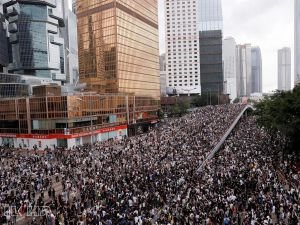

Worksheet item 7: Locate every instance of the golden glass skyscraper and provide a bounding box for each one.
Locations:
[77,0,160,99]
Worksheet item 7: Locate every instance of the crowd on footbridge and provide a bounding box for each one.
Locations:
[0,104,298,225]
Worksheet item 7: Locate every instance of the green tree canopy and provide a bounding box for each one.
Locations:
[255,86,300,156]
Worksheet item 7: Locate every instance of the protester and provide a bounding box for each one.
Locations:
[0,104,298,225]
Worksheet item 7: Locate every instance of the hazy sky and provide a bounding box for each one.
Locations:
[158,0,294,92]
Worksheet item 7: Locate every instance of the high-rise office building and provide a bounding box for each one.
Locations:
[165,0,223,96]
[60,0,79,84]
[223,37,237,101]
[278,47,291,91]
[199,30,223,94]
[160,53,167,96]
[199,0,223,94]
[199,0,223,31]
[165,0,201,95]
[2,0,66,82]
[77,0,160,98]
[160,53,166,72]
[251,47,262,93]
[0,9,8,73]
[295,0,300,86]
[236,44,252,97]
[72,0,77,13]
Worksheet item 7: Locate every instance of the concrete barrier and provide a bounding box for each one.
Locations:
[197,105,255,172]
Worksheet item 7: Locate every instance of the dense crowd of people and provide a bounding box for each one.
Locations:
[0,104,298,225]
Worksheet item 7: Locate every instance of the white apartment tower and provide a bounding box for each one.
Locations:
[236,44,252,97]
[295,0,300,86]
[278,47,291,91]
[165,0,201,95]
[223,37,237,101]
[72,0,76,13]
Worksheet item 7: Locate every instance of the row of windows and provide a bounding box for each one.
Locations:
[169,61,198,69]
[169,75,199,79]
[167,23,197,27]
[169,79,199,82]
[169,83,199,87]
[167,29,196,33]
[168,68,199,71]
[166,14,196,18]
[166,1,196,5]
[168,45,198,49]
[166,9,196,13]
[167,58,199,61]
[168,71,199,75]
[167,32,198,36]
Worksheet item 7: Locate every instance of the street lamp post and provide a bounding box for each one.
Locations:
[217,84,220,105]
[206,89,212,105]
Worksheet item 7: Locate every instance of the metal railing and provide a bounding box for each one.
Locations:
[197,105,255,172]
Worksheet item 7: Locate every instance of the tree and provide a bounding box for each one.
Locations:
[169,100,189,117]
[254,86,300,156]
[157,109,164,119]
[233,98,240,104]
[191,93,221,107]
[192,95,207,107]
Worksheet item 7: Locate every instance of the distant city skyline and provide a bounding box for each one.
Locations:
[159,0,294,93]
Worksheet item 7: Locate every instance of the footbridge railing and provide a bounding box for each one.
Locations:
[197,104,255,172]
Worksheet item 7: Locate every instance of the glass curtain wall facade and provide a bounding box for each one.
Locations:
[0,94,160,135]
[2,0,66,82]
[199,0,223,95]
[0,73,29,98]
[251,47,262,93]
[199,30,223,94]
[199,0,223,31]
[77,0,160,99]
[0,12,8,72]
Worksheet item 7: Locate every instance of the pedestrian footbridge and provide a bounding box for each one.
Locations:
[197,105,255,172]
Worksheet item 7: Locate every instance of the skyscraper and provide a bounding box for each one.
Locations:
[295,0,300,86]
[251,47,262,93]
[2,0,66,82]
[159,53,166,72]
[199,0,223,31]
[165,0,223,96]
[60,0,79,84]
[72,0,76,13]
[165,0,201,95]
[77,0,160,98]
[278,47,291,91]
[223,37,237,101]
[160,53,167,96]
[199,30,223,94]
[199,0,223,94]
[236,44,252,97]
[0,6,8,73]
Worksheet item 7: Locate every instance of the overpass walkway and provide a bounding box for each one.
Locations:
[197,104,255,172]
